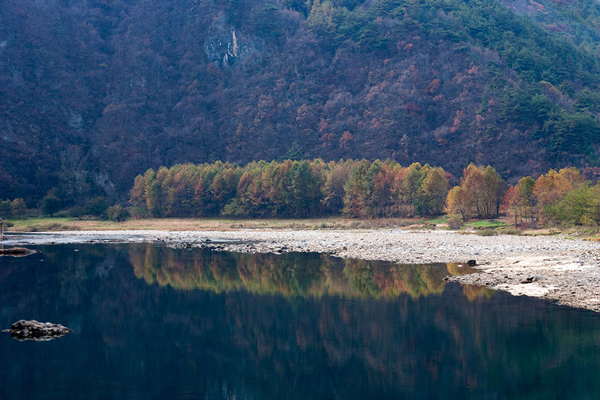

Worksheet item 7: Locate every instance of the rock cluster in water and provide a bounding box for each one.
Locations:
[2,320,72,341]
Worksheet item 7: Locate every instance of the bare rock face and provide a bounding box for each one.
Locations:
[204,13,262,68]
[2,320,72,341]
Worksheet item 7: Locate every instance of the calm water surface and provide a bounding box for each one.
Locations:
[1,243,600,400]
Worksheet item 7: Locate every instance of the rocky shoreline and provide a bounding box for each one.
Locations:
[3,228,600,312]
[446,250,600,312]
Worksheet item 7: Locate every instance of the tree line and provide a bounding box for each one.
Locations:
[502,167,600,227]
[129,159,455,219]
[3,159,600,228]
[130,159,600,228]
[444,164,600,227]
[129,159,459,219]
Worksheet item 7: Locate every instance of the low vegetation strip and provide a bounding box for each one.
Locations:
[2,160,600,233]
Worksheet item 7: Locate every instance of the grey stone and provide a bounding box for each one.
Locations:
[4,320,72,342]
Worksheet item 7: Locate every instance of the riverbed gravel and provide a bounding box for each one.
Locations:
[3,229,600,312]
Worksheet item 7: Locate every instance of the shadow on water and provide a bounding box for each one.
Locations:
[0,243,599,400]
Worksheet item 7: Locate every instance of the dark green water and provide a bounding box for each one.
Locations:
[1,244,600,400]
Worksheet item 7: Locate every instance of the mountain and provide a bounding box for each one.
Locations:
[1,0,600,204]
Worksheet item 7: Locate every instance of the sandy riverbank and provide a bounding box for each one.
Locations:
[3,229,600,311]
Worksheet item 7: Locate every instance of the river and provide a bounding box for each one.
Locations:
[1,244,599,399]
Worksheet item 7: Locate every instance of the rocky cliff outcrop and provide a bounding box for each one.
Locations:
[204,13,262,68]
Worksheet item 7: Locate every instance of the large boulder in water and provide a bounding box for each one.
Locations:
[2,320,72,341]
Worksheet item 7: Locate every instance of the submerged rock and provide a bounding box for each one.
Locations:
[2,320,72,341]
[0,247,38,257]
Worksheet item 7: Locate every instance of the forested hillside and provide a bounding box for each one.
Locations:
[2,0,600,206]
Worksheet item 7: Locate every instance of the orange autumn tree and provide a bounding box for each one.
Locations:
[502,176,536,226]
[533,167,585,222]
[502,186,520,227]
[418,167,449,216]
[371,162,402,217]
[395,162,426,216]
[445,186,472,220]
[446,164,506,220]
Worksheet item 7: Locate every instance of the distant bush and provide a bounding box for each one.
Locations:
[84,197,109,218]
[0,200,10,217]
[41,194,62,217]
[220,199,246,218]
[68,205,85,219]
[475,228,497,236]
[54,210,70,218]
[446,216,463,230]
[500,228,523,236]
[128,206,148,219]
[107,205,131,222]
[10,198,26,219]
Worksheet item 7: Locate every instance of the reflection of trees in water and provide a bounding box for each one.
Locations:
[130,246,328,296]
[446,263,495,300]
[2,244,600,400]
[342,259,449,298]
[129,246,479,299]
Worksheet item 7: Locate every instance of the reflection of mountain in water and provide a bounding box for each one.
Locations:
[129,246,490,299]
[2,244,600,400]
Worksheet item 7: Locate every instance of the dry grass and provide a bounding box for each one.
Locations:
[6,217,416,232]
[8,216,596,238]
[475,228,498,236]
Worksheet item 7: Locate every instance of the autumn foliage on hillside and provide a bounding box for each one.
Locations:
[2,0,600,205]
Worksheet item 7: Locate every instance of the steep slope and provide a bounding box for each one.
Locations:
[1,0,600,203]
